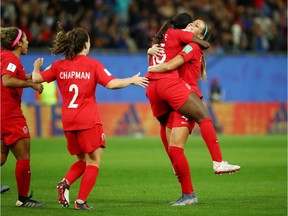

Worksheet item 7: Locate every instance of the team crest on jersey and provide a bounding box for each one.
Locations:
[23,126,29,134]
[183,45,193,54]
[7,63,16,72]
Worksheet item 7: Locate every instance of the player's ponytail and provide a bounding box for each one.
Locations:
[153,19,173,44]
[50,22,89,59]
[50,22,69,56]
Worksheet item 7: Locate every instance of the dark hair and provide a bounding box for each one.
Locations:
[0,27,24,50]
[202,22,210,41]
[153,13,193,44]
[50,22,89,59]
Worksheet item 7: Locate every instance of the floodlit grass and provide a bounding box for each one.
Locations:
[1,135,287,216]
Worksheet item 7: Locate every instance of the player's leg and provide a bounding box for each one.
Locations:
[74,148,102,210]
[178,92,240,174]
[0,141,10,194]
[57,131,86,207]
[10,138,43,207]
[168,120,197,206]
[74,125,105,210]
[1,139,9,166]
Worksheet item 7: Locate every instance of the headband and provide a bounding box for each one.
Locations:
[11,29,22,48]
[203,22,208,38]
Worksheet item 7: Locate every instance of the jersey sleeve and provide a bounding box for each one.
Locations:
[40,63,56,83]
[94,60,115,86]
[1,56,19,77]
[179,43,201,63]
[175,29,194,44]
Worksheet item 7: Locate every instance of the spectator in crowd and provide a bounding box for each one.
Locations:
[1,0,286,53]
[209,78,222,103]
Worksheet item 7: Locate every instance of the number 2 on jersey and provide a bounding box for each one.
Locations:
[68,84,79,108]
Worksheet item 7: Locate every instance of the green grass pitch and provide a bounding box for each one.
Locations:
[1,135,287,216]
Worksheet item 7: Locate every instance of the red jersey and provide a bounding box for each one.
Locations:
[0,50,25,120]
[146,29,194,80]
[40,55,115,131]
[178,43,203,98]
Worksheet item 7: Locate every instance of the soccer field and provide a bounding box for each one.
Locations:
[1,135,287,216]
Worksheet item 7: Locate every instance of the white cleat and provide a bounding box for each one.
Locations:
[213,161,240,175]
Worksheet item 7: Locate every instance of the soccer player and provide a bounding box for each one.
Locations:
[0,27,44,207]
[32,24,149,210]
[146,17,240,205]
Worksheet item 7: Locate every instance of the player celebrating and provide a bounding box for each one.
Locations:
[146,16,240,205]
[1,27,44,207]
[32,23,148,210]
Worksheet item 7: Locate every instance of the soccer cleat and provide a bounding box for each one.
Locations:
[171,192,198,206]
[213,161,240,175]
[57,179,70,207]
[15,196,44,207]
[1,185,10,194]
[74,201,94,210]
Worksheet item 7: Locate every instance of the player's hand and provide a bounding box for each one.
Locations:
[131,72,149,88]
[32,83,44,94]
[147,44,164,57]
[34,58,44,70]
[147,65,156,72]
[25,74,32,81]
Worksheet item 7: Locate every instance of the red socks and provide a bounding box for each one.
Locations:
[199,118,223,162]
[160,124,173,163]
[64,160,86,185]
[77,165,99,202]
[15,159,31,197]
[169,146,193,194]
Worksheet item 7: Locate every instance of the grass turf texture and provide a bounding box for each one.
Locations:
[1,135,287,216]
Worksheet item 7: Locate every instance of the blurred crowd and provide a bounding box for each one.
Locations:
[1,0,287,54]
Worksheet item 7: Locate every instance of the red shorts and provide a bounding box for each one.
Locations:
[64,124,106,155]
[167,111,195,134]
[1,117,30,145]
[146,78,191,117]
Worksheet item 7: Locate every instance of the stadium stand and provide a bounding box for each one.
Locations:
[1,0,287,53]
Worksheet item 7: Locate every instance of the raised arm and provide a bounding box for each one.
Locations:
[105,72,149,89]
[32,58,45,83]
[148,55,185,73]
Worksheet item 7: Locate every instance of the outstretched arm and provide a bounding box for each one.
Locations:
[148,55,185,73]
[105,72,149,89]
